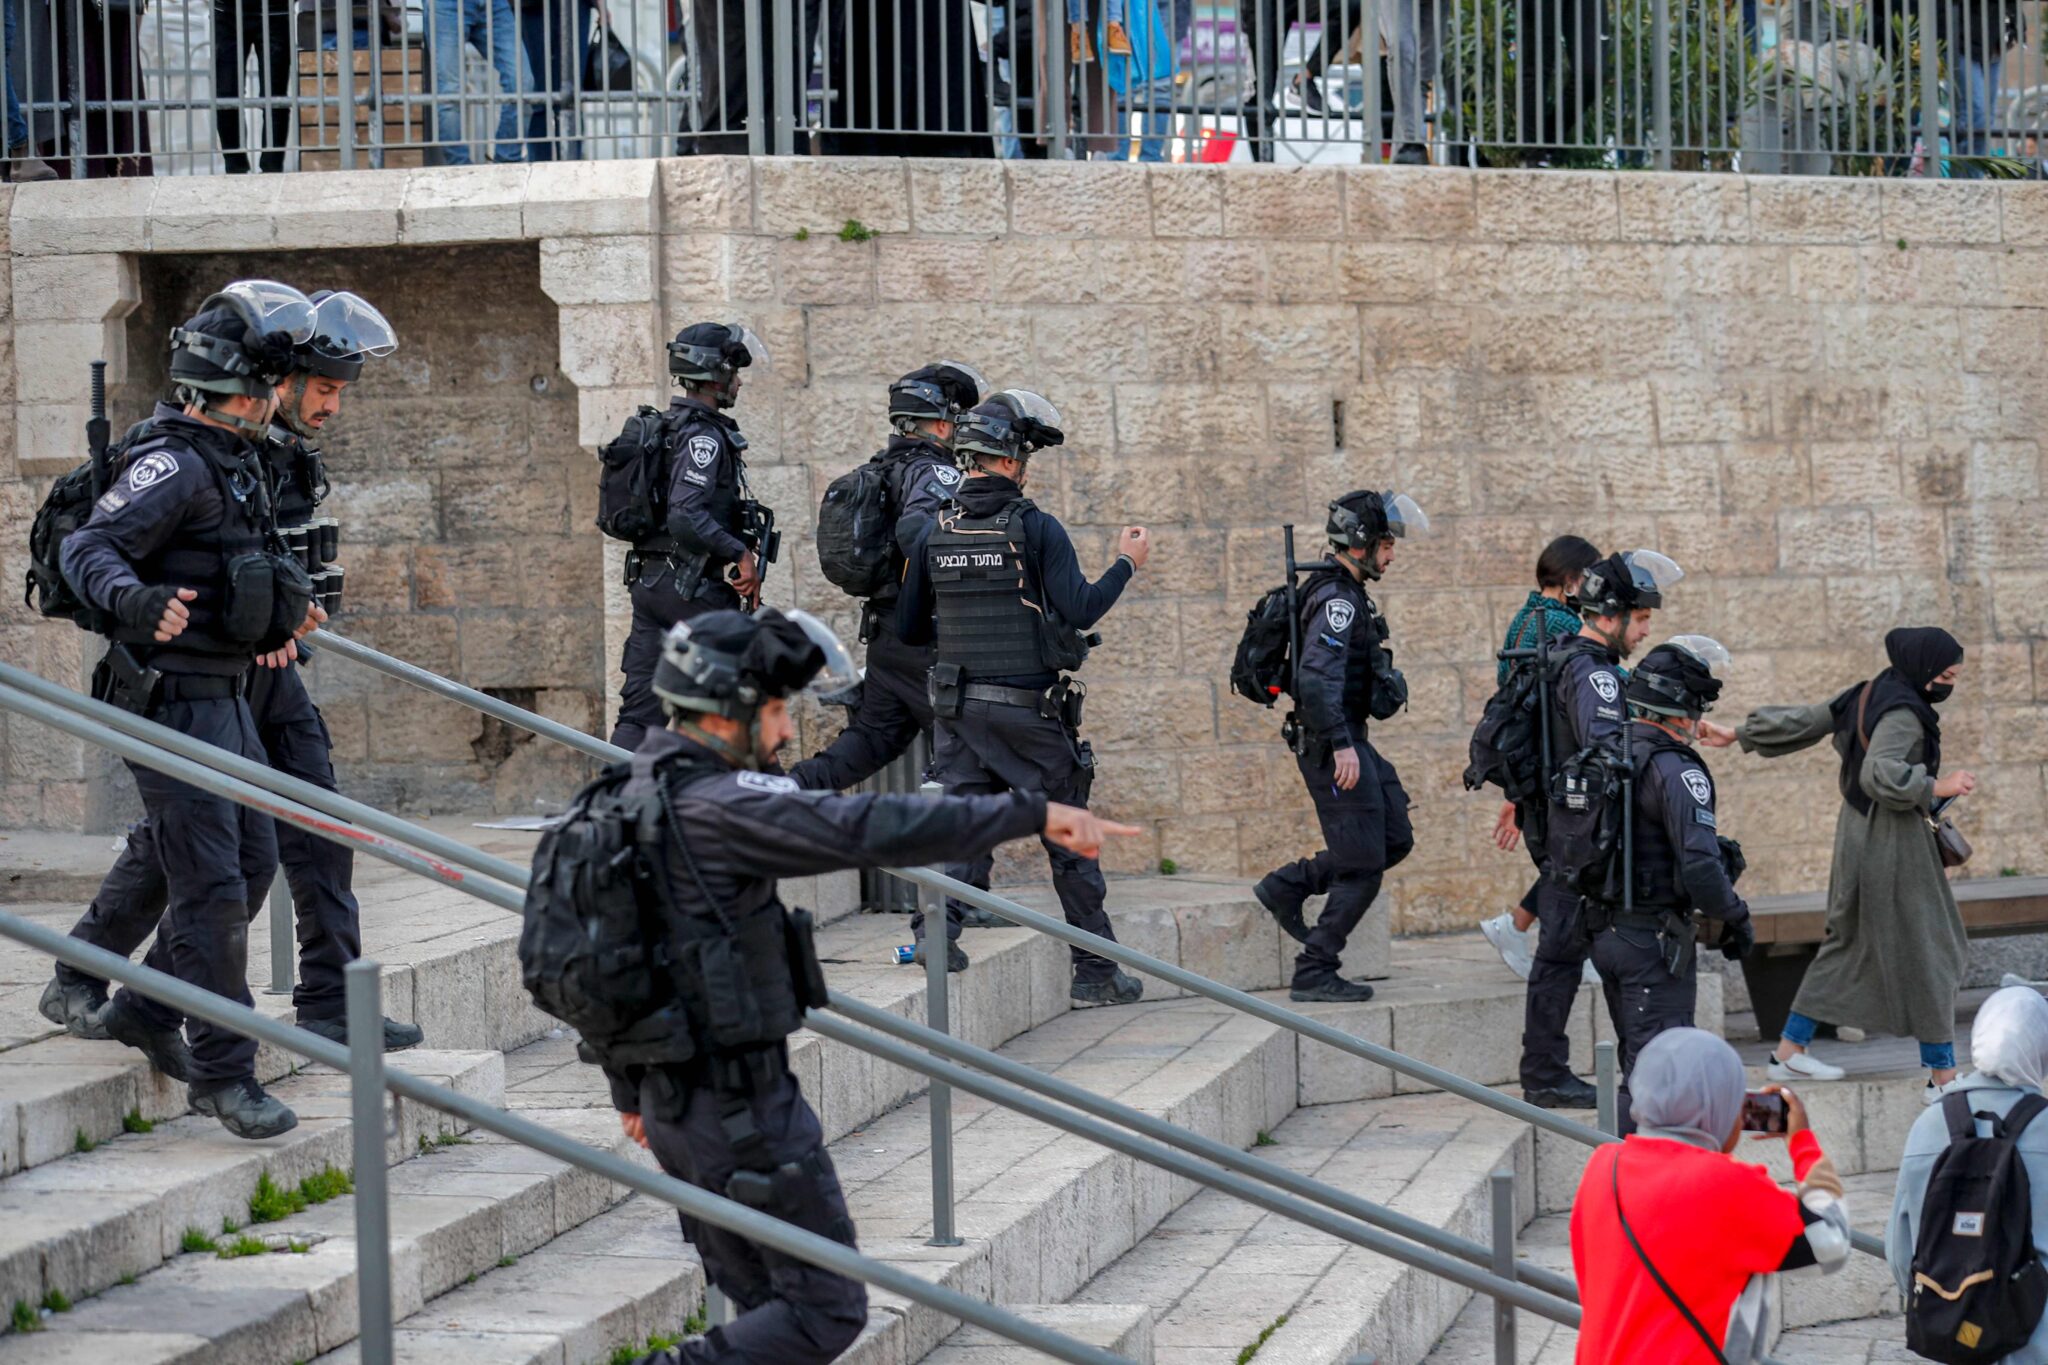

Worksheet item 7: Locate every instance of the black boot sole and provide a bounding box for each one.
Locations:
[1288,983,1376,1003]
[190,1087,299,1140]
[1523,1087,1599,1110]
[99,1005,194,1083]
[1253,883,1310,944]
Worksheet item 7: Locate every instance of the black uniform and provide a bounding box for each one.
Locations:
[1591,725,1747,1094]
[606,727,1049,1364]
[787,435,960,792]
[1262,563,1415,985]
[894,474,1131,982]
[59,404,283,1090]
[1520,632,1627,1094]
[611,398,754,752]
[55,427,363,1025]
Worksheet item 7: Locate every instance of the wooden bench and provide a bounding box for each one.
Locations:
[1741,874,2048,1038]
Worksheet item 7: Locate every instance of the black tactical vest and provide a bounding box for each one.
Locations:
[266,431,327,529]
[1625,729,1703,910]
[110,431,274,660]
[670,407,748,558]
[1302,567,1377,723]
[928,496,1055,680]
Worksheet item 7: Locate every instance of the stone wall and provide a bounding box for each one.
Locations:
[5,160,2048,934]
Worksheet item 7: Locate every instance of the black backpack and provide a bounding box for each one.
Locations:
[519,765,679,1045]
[595,406,676,544]
[23,426,150,627]
[1231,584,1296,706]
[1906,1092,2048,1363]
[1546,742,1630,901]
[1465,657,1549,804]
[815,455,900,597]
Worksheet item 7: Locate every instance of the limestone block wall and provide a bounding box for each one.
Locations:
[3,158,2047,935]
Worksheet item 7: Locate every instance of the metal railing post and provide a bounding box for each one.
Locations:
[1652,0,1672,169]
[335,0,357,169]
[347,960,394,1365]
[771,0,795,153]
[267,869,295,996]
[1491,1168,1517,1365]
[1596,1040,1618,1136]
[1361,0,1382,163]
[919,780,960,1247]
[1917,0,1941,177]
[708,1286,731,1327]
[1048,0,1070,159]
[743,0,767,154]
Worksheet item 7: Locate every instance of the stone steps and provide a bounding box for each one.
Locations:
[927,1304,1155,1363]
[0,1047,502,1327]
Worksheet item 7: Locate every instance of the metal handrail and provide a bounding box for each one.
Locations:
[0,904,1131,1365]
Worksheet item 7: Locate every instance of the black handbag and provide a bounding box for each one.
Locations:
[582,19,633,92]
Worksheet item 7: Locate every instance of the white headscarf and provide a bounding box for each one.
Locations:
[1971,986,2048,1091]
[1629,1028,1747,1150]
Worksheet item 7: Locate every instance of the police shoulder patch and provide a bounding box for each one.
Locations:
[1325,599,1356,633]
[1680,768,1712,805]
[934,463,961,486]
[735,771,799,794]
[125,450,180,493]
[688,434,719,469]
[1589,670,1620,704]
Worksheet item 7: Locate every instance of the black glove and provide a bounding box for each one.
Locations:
[113,584,178,634]
[1720,916,1755,961]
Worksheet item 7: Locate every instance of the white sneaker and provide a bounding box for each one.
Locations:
[1582,959,1602,987]
[1481,913,1536,981]
[1767,1050,1846,1082]
[1924,1078,1967,1107]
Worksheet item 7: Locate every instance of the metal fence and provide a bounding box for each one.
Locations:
[0,0,2039,176]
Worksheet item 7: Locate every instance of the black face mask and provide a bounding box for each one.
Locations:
[1924,682,1955,705]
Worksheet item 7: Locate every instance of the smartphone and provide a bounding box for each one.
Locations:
[1741,1090,1789,1135]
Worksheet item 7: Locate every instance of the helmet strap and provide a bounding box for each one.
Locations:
[676,717,757,771]
[1586,616,1626,655]
[276,374,316,438]
[192,395,272,440]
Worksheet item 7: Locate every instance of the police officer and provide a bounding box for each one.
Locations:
[38,290,426,1056]
[1518,547,1683,1109]
[1253,491,1428,1003]
[787,361,985,792]
[610,322,773,752]
[1591,635,1752,1109]
[58,281,326,1140]
[894,391,1151,1001]
[595,609,1136,1364]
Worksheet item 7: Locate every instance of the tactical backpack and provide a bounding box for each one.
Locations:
[23,427,149,627]
[595,406,676,544]
[520,765,690,1060]
[815,456,899,597]
[1546,743,1630,901]
[1231,584,1297,706]
[1465,659,1549,804]
[1906,1093,2048,1363]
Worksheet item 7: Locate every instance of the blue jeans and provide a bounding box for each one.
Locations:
[1089,107,1171,160]
[1784,1010,1954,1070]
[520,0,591,160]
[4,0,27,148]
[430,0,523,164]
[1956,50,2005,173]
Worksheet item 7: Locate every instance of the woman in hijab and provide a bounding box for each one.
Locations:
[1889,985,2048,1361]
[1701,626,1977,1101]
[1571,1029,1851,1363]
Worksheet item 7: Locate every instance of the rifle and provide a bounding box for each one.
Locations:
[1279,524,1309,754]
[87,360,110,499]
[734,500,780,608]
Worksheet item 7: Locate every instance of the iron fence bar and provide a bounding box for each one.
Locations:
[310,628,624,763]
[0,659,533,891]
[0,682,528,916]
[806,1007,1583,1325]
[347,960,395,1365]
[1490,1168,1515,1364]
[826,990,1581,1302]
[0,903,1131,1365]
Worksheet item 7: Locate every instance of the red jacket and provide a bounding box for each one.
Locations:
[1570,1131,1825,1363]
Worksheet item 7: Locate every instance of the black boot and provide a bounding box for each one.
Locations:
[39,974,110,1040]
[959,906,1008,929]
[1071,969,1145,1007]
[296,1013,426,1052]
[1288,970,1375,1003]
[1254,874,1310,944]
[97,997,194,1082]
[189,1077,298,1140]
[913,941,969,974]
[1524,1076,1600,1109]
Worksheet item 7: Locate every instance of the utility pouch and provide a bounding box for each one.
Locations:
[1658,910,1694,977]
[1051,678,1086,733]
[929,662,965,720]
[223,553,276,643]
[674,551,710,602]
[92,643,161,716]
[785,908,830,1012]
[1073,739,1097,805]
[694,937,764,1050]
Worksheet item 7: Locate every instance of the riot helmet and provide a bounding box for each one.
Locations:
[1326,490,1428,580]
[275,291,398,439]
[653,607,859,769]
[169,280,318,436]
[1627,635,1731,720]
[1573,549,1684,618]
[668,322,768,408]
[889,360,988,436]
[953,390,1064,470]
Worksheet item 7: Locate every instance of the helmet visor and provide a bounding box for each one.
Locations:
[309,292,398,360]
[1662,634,1732,674]
[997,388,1061,429]
[730,324,771,375]
[1624,550,1685,593]
[933,359,990,406]
[216,280,317,345]
[776,608,861,697]
[1382,491,1430,538]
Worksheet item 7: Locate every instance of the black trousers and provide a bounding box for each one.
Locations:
[59,662,361,1022]
[1515,0,1602,152]
[108,690,278,1088]
[1262,742,1412,984]
[786,622,932,792]
[1592,918,1696,1132]
[211,0,293,173]
[1518,877,1593,1091]
[639,1067,868,1364]
[917,696,1117,983]
[1236,0,1345,160]
[610,561,741,753]
[677,0,823,154]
